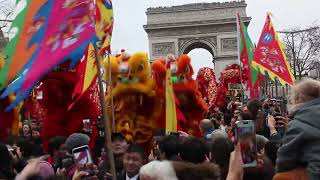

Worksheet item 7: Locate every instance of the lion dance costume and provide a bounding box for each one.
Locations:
[104,50,161,146]
[27,63,101,150]
[152,54,207,136]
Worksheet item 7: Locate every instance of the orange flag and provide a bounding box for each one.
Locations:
[69,43,98,110]
[253,13,295,85]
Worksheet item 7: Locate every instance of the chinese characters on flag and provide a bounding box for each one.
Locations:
[253,14,295,85]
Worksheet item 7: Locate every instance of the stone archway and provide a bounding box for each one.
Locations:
[144,1,250,75]
[180,37,216,56]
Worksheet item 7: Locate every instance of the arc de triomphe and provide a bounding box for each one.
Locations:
[144,1,250,75]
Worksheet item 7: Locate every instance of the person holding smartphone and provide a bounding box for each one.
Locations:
[276,79,320,179]
[64,133,98,179]
[235,120,257,168]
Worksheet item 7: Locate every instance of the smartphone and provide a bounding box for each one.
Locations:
[82,119,92,133]
[72,145,95,176]
[61,156,74,169]
[235,120,257,168]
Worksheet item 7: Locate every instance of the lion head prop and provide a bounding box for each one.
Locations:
[104,51,160,145]
[173,54,207,136]
[196,67,220,112]
[28,67,100,150]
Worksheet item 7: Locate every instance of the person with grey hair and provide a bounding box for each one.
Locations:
[140,160,221,180]
[139,161,178,180]
[275,78,320,179]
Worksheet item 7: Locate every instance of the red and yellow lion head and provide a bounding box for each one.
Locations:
[104,51,159,145]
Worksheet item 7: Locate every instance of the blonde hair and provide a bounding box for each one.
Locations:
[291,78,320,105]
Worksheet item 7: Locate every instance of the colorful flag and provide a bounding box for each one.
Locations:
[165,56,177,133]
[0,0,46,90]
[253,14,295,85]
[95,0,113,54]
[237,13,262,98]
[0,53,5,69]
[69,43,98,110]
[2,0,99,110]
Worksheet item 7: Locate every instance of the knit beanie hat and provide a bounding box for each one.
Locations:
[65,133,90,153]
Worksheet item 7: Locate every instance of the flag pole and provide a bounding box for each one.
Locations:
[107,52,116,132]
[94,44,117,180]
[236,12,245,101]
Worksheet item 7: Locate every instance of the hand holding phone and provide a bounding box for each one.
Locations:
[235,120,257,168]
[72,145,95,177]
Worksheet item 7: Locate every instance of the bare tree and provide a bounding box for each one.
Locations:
[280,26,320,80]
[0,0,15,36]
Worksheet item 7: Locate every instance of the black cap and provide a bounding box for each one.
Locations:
[111,132,125,142]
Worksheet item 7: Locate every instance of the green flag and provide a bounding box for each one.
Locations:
[237,13,262,97]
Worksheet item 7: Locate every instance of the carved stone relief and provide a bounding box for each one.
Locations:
[152,42,175,56]
[148,24,235,37]
[221,38,237,51]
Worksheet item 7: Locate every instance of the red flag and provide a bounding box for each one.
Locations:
[69,44,98,110]
[237,13,263,98]
[253,14,295,85]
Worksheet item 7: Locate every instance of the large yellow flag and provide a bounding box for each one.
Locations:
[165,56,177,133]
[95,0,113,54]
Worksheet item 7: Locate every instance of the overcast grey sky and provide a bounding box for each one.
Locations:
[2,0,319,75]
[111,0,320,75]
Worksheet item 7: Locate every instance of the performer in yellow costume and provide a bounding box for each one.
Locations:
[104,50,161,147]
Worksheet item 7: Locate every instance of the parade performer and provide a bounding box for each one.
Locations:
[151,56,186,132]
[29,63,100,150]
[197,64,243,110]
[196,67,220,112]
[173,54,207,136]
[104,50,161,146]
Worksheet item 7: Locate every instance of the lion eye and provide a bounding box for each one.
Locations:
[185,66,190,73]
[137,63,144,71]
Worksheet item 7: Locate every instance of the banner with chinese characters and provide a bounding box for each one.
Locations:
[253,14,295,85]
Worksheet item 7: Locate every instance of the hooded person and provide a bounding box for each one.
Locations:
[276,78,320,179]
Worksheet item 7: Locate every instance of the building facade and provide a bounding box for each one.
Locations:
[144,1,250,75]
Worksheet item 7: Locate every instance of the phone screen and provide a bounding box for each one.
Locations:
[236,121,257,167]
[82,119,91,133]
[72,146,93,167]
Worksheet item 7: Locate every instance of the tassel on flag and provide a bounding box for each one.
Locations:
[253,13,295,86]
[69,43,98,110]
